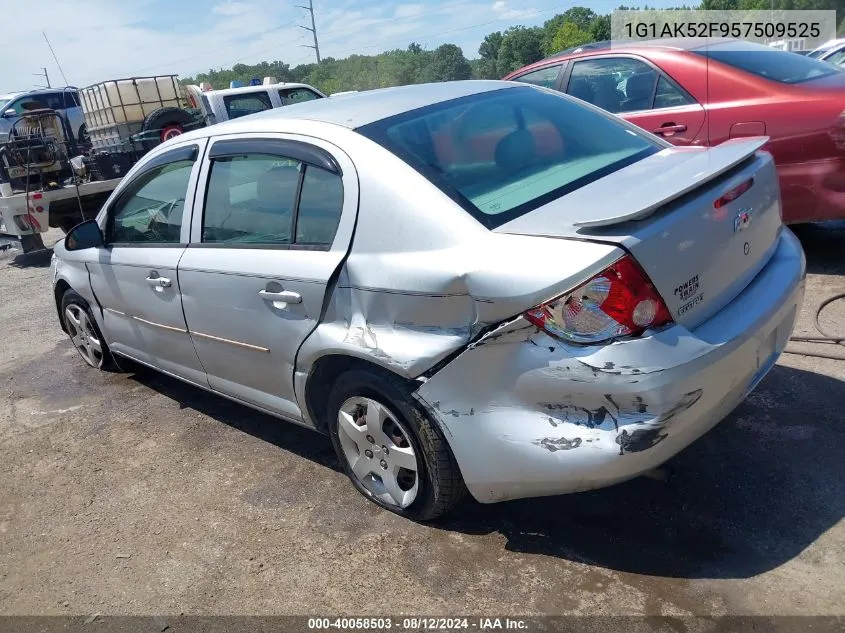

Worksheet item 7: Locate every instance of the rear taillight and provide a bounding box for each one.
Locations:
[524,255,672,345]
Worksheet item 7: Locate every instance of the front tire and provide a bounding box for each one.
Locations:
[61,289,116,371]
[327,368,466,520]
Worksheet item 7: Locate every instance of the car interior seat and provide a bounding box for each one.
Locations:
[494,128,537,172]
[567,77,595,104]
[622,72,656,111]
[591,75,623,113]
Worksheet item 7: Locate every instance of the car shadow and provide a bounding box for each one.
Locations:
[126,360,844,580]
[5,247,54,268]
[124,360,340,472]
[436,362,845,579]
[790,220,845,275]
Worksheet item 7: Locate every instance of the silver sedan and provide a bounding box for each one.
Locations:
[52,80,806,520]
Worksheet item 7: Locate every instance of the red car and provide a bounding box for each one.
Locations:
[504,38,845,223]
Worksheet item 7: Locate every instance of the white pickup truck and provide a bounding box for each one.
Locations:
[0,77,327,253]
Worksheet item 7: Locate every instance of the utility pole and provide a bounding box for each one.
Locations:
[33,67,51,88]
[297,0,321,63]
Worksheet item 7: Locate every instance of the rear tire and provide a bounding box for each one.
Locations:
[327,368,466,521]
[140,107,195,151]
[61,289,118,371]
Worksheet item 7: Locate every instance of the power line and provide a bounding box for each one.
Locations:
[43,31,70,86]
[122,19,302,76]
[297,0,321,63]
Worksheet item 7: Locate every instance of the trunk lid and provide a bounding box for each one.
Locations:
[494,138,783,329]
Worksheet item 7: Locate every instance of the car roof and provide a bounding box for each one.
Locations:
[0,87,77,100]
[812,37,845,53]
[518,38,775,73]
[215,80,521,130]
[207,82,320,98]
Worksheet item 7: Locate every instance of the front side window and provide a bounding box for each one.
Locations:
[7,97,50,115]
[511,64,563,89]
[691,41,841,83]
[568,57,663,113]
[108,159,194,244]
[358,86,659,229]
[279,88,322,105]
[223,92,273,119]
[202,152,343,246]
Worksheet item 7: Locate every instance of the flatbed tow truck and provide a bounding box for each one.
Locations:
[0,110,122,253]
[0,74,206,254]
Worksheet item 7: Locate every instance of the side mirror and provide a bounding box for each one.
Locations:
[3,109,16,118]
[65,219,104,251]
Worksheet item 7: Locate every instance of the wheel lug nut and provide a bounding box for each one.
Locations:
[366,435,375,444]
[380,460,388,470]
[365,449,373,459]
[382,445,389,456]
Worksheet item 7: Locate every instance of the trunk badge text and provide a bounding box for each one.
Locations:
[734,208,753,233]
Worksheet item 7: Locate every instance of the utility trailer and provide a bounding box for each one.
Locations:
[0,76,207,254]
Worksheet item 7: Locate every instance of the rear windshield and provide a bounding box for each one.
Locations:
[691,41,841,83]
[356,86,660,229]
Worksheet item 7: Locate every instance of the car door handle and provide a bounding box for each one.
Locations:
[654,123,687,136]
[145,275,172,288]
[258,289,302,304]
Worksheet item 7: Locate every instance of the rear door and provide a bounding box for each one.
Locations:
[564,55,706,145]
[87,141,208,385]
[178,134,358,420]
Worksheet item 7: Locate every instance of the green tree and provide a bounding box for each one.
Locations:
[426,44,472,81]
[559,7,598,31]
[479,31,504,61]
[549,22,592,53]
[497,26,544,75]
[590,14,612,41]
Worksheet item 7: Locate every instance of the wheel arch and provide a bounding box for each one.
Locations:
[54,278,72,333]
[303,353,420,434]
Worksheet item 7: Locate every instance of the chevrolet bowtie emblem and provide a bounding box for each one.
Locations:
[734,208,753,233]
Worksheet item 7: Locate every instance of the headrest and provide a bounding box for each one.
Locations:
[625,72,656,100]
[494,128,536,171]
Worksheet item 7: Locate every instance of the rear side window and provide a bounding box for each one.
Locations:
[358,86,659,229]
[692,42,841,83]
[279,88,322,105]
[41,93,67,110]
[511,64,563,88]
[223,92,273,119]
[202,152,343,247]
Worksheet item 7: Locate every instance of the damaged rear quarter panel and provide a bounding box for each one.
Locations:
[411,318,753,503]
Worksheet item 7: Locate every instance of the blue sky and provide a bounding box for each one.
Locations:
[5,0,684,90]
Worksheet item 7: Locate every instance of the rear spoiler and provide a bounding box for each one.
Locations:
[574,136,769,228]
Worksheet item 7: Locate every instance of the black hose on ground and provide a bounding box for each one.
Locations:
[784,292,845,361]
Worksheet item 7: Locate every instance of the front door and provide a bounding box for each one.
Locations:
[177,135,358,421]
[88,142,208,385]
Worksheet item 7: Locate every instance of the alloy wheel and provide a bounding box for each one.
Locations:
[65,305,104,368]
[337,396,419,508]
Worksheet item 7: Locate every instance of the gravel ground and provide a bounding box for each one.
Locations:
[0,225,843,617]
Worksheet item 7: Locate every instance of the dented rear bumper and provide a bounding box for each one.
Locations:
[414,229,806,504]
